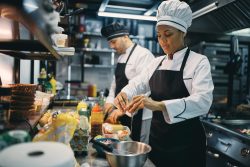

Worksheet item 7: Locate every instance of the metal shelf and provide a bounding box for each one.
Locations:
[71,63,114,69]
[77,48,115,53]
[82,32,102,36]
[0,40,63,60]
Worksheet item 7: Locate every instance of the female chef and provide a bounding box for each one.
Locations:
[114,0,214,166]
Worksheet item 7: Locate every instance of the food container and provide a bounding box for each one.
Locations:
[92,137,119,156]
[70,129,89,154]
[51,33,68,47]
[102,123,130,141]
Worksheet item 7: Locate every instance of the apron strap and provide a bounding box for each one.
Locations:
[180,48,190,71]
[125,43,137,64]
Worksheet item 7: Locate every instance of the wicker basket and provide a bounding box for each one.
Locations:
[10,84,37,96]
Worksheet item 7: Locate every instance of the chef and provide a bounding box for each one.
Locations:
[101,22,154,142]
[114,1,214,166]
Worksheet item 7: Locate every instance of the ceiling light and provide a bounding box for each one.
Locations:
[227,28,250,37]
[106,5,147,11]
[98,12,157,21]
[192,2,218,19]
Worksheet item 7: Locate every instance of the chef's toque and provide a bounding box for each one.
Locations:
[156,0,192,33]
[101,22,129,41]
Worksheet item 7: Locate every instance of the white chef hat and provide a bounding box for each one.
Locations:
[156,0,192,33]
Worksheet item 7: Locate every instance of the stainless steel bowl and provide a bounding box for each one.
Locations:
[104,141,151,167]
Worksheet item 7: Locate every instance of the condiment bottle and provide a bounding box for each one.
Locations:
[49,76,57,95]
[90,103,103,137]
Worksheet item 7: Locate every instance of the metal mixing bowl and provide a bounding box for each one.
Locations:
[104,141,151,167]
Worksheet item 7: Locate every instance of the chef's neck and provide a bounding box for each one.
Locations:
[169,44,186,55]
[124,38,134,50]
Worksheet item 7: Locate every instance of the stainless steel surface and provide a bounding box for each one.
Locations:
[104,141,151,167]
[190,0,250,34]
[214,119,250,125]
[203,120,250,167]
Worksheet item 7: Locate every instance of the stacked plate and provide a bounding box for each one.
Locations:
[8,84,37,122]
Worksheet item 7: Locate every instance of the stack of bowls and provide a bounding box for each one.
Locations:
[8,84,37,122]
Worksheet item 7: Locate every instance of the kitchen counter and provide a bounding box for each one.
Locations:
[75,143,155,167]
[49,106,155,167]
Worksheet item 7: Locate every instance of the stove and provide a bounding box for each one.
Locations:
[202,119,250,167]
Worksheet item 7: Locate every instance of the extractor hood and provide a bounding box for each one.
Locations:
[71,0,249,35]
[190,0,250,34]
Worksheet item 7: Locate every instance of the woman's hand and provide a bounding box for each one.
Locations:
[105,109,124,124]
[104,103,115,114]
[114,92,128,113]
[126,95,167,113]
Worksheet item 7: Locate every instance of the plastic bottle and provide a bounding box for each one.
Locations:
[38,68,47,92]
[90,103,103,138]
[40,68,47,79]
[71,101,89,155]
[92,84,97,97]
[45,81,52,94]
[98,90,105,109]
[49,76,57,95]
[88,84,97,97]
[77,100,89,119]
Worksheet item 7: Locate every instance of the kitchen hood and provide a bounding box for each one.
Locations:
[94,0,250,35]
[190,0,250,34]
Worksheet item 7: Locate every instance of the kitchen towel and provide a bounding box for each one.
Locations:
[0,141,75,167]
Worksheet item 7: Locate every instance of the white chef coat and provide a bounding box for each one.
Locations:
[106,44,155,120]
[122,47,214,124]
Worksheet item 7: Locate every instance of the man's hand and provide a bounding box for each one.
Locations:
[105,109,124,124]
[114,92,128,113]
[104,103,115,114]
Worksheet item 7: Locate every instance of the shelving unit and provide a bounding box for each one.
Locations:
[192,42,249,110]
[0,1,75,60]
[71,63,115,69]
[66,30,116,96]
[0,1,61,60]
[0,0,74,131]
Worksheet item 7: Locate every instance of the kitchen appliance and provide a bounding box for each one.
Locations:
[203,120,250,167]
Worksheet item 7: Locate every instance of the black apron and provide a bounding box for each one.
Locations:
[148,48,206,167]
[114,43,143,141]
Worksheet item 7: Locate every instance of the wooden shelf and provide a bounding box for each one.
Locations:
[6,105,49,132]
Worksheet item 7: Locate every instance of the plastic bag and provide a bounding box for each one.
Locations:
[33,112,79,144]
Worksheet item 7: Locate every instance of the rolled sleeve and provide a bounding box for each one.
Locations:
[162,57,214,124]
[162,99,186,124]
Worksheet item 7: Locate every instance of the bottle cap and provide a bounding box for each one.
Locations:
[91,103,101,112]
